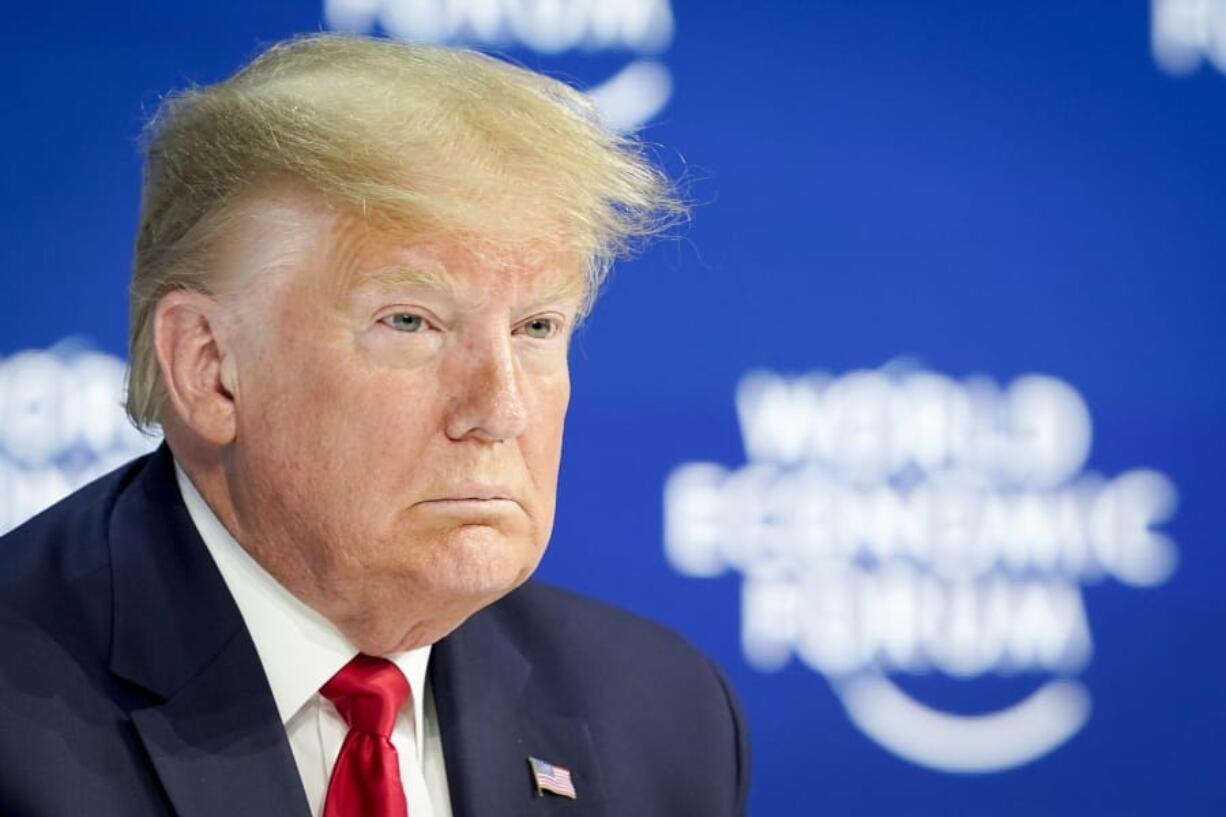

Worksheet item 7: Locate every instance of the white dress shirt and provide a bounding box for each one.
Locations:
[175,464,454,817]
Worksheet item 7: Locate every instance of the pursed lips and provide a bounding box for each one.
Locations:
[415,485,520,506]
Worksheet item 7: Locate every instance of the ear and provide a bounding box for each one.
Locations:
[153,289,239,446]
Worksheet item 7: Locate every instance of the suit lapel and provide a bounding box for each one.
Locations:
[108,446,310,817]
[432,601,608,817]
[129,631,312,817]
[107,446,603,817]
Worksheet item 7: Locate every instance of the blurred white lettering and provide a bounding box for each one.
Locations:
[0,343,160,534]
[323,0,676,132]
[325,0,673,52]
[1152,0,1226,75]
[665,364,1178,773]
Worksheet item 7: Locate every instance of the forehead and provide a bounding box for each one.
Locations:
[214,182,585,304]
[327,219,586,305]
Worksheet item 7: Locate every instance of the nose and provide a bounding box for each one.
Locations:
[443,333,528,443]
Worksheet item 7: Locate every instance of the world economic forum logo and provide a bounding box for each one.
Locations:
[0,342,159,535]
[1152,0,1226,76]
[324,0,676,132]
[664,363,1178,773]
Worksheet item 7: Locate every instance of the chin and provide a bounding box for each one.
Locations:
[425,554,535,607]
[424,524,542,595]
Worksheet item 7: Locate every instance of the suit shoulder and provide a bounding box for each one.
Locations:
[500,580,696,641]
[0,453,151,617]
[483,582,751,814]
[492,580,731,688]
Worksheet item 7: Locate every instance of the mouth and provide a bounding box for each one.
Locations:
[414,497,521,522]
[424,484,515,501]
[422,497,516,505]
[414,486,521,512]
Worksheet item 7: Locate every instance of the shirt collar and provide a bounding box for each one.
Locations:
[174,462,431,747]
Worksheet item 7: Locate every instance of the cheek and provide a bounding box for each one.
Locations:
[238,326,420,486]
[523,371,571,494]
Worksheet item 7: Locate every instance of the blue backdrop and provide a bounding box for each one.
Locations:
[4,1,1224,814]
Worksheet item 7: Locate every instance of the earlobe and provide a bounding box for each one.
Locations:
[153,290,239,446]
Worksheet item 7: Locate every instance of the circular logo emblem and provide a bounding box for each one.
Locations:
[665,363,1178,772]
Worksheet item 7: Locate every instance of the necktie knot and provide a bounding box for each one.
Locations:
[321,654,409,739]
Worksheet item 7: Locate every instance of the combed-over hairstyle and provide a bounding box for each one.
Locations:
[126,33,684,430]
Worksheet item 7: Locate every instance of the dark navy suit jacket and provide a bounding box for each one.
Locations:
[0,446,749,816]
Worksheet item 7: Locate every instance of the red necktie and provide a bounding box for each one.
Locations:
[321,654,411,817]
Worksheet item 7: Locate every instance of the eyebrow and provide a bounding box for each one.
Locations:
[521,274,586,311]
[349,263,585,311]
[353,264,459,296]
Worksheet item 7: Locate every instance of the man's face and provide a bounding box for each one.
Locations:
[215,190,581,652]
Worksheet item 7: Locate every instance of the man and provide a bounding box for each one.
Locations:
[0,34,748,817]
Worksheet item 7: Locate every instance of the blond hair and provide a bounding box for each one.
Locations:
[126,33,684,429]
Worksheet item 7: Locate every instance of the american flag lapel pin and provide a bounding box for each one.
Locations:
[528,756,578,800]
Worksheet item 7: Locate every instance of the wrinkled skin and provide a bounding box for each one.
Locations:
[157,186,583,653]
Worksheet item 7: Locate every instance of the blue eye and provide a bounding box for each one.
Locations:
[521,317,556,339]
[382,313,425,332]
